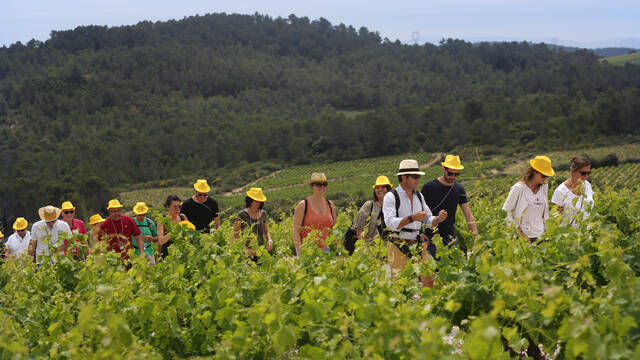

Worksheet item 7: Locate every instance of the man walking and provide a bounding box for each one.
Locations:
[98,199,145,263]
[181,179,220,232]
[420,155,478,258]
[31,205,72,264]
[383,159,447,288]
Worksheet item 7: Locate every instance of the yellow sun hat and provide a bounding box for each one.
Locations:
[61,201,76,211]
[89,214,106,225]
[0,230,3,238]
[13,217,28,231]
[246,187,267,202]
[38,205,62,222]
[132,202,149,215]
[107,199,124,210]
[530,155,555,177]
[179,220,196,230]
[372,175,393,189]
[193,179,211,193]
[441,155,464,170]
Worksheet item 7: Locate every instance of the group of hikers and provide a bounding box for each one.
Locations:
[1,154,594,287]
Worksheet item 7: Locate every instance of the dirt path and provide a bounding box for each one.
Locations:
[223,153,444,196]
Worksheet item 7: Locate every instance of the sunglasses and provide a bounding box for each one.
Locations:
[196,192,208,198]
[579,171,591,176]
[312,182,328,187]
[537,172,549,179]
[446,170,460,177]
[407,174,420,179]
[64,210,74,214]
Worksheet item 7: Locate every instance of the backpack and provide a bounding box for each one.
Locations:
[343,200,378,255]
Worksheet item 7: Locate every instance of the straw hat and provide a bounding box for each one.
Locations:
[246,187,267,202]
[107,199,123,210]
[304,173,328,185]
[61,201,76,211]
[396,159,425,176]
[89,214,106,225]
[372,175,393,188]
[13,217,28,231]
[193,179,211,193]
[530,156,555,177]
[441,155,464,170]
[38,205,62,222]
[132,202,149,215]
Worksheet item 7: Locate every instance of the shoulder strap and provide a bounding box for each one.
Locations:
[326,198,333,221]
[416,190,425,211]
[147,217,157,237]
[392,189,400,217]
[368,200,374,218]
[302,198,308,226]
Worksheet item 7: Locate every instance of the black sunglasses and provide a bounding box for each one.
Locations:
[196,192,208,197]
[446,170,460,177]
[537,171,549,179]
[64,210,74,214]
[312,182,328,187]
[579,171,591,176]
[407,174,420,179]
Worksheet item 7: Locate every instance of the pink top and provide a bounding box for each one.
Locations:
[69,219,87,234]
[300,198,333,249]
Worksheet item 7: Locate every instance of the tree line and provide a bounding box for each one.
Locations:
[1,12,639,230]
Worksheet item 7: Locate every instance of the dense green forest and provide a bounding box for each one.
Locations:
[1,12,640,229]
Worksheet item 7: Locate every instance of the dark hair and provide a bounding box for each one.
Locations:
[521,167,538,182]
[245,196,264,210]
[397,175,404,184]
[570,156,591,171]
[372,185,392,201]
[164,194,181,208]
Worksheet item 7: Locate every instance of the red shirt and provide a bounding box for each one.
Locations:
[99,215,141,260]
[63,219,88,256]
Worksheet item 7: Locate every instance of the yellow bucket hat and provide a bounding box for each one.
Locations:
[530,156,555,177]
[441,155,464,170]
[304,172,328,185]
[0,230,3,238]
[61,201,75,211]
[107,199,123,210]
[38,205,62,222]
[89,214,106,225]
[246,187,267,202]
[13,217,28,231]
[132,202,149,215]
[194,179,211,193]
[179,220,196,230]
[372,175,393,188]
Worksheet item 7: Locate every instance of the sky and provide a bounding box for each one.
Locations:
[2,0,640,48]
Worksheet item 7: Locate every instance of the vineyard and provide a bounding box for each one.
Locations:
[1,184,639,358]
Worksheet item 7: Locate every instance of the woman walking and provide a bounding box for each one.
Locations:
[552,156,594,227]
[292,173,336,256]
[503,156,555,242]
[233,188,273,261]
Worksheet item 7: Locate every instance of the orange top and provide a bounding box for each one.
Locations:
[300,197,333,249]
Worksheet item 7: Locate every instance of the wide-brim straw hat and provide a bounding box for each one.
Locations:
[194,179,211,193]
[396,159,425,176]
[107,199,123,210]
[13,217,28,231]
[441,155,464,170]
[246,187,267,202]
[61,201,76,211]
[304,172,328,185]
[530,156,555,177]
[89,214,106,225]
[39,205,62,222]
[132,202,149,215]
[372,175,393,188]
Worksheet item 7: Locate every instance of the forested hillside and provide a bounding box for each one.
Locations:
[1,12,640,228]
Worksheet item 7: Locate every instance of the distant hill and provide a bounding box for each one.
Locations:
[601,52,640,66]
[1,13,640,230]
[545,44,639,58]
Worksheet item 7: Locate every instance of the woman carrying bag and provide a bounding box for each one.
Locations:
[344,176,392,255]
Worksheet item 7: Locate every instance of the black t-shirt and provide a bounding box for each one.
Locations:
[420,179,468,241]
[181,197,219,232]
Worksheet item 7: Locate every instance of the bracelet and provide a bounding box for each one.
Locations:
[408,215,413,222]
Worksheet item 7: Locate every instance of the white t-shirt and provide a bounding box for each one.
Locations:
[552,180,594,227]
[5,231,32,258]
[31,220,72,264]
[502,182,549,239]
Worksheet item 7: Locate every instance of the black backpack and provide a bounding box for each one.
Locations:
[343,200,379,255]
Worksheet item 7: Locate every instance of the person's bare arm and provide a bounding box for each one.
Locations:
[460,203,479,243]
[292,201,305,256]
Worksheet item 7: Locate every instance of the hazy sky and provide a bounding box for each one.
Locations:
[2,0,639,48]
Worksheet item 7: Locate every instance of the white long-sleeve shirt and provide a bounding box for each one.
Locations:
[31,220,72,264]
[383,185,436,240]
